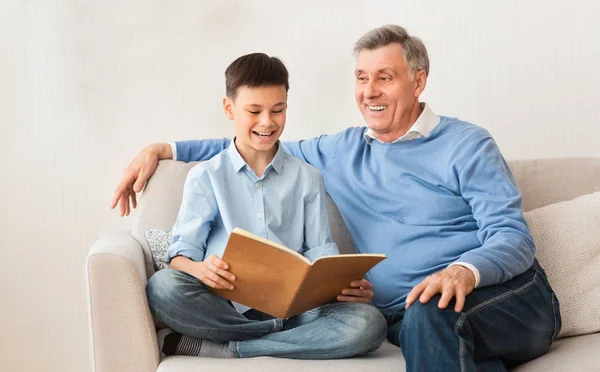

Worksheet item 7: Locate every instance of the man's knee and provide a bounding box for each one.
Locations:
[401,296,460,335]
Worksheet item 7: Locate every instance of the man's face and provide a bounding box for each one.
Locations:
[223,85,288,155]
[354,43,422,139]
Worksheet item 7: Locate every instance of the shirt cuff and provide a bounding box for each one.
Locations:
[166,240,205,263]
[449,262,481,288]
[303,242,340,262]
[170,142,178,161]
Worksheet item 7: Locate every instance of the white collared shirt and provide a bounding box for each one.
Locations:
[364,102,481,288]
[364,103,440,143]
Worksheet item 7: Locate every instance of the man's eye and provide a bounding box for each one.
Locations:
[380,76,391,82]
[357,76,367,82]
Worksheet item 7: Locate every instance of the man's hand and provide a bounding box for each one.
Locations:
[110,143,172,216]
[337,279,375,304]
[172,255,236,290]
[405,265,476,312]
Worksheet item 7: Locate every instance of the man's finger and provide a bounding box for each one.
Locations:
[406,281,427,307]
[454,289,466,313]
[134,166,151,193]
[119,193,128,217]
[111,178,130,209]
[419,283,441,304]
[110,190,120,209]
[131,189,137,209]
[437,286,455,309]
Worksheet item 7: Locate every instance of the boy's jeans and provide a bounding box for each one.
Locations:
[146,269,387,359]
[384,259,562,372]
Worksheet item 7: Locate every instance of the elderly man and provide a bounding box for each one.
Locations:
[112,25,561,371]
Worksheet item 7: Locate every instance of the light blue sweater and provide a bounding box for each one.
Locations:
[175,117,535,315]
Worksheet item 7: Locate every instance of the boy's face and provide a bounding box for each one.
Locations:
[223,85,288,155]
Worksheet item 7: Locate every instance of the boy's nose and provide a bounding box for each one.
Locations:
[261,113,275,126]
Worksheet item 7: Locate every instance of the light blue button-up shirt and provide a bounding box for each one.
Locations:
[167,141,339,303]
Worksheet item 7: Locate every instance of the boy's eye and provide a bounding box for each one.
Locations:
[248,110,260,115]
[272,109,284,114]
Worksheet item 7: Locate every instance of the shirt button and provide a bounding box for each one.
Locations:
[255,183,261,188]
[257,212,263,219]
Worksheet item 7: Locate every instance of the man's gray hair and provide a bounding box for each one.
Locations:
[354,25,429,79]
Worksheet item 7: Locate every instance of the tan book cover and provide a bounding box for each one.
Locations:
[211,227,386,318]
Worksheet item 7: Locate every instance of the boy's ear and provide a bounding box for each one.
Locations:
[223,97,235,120]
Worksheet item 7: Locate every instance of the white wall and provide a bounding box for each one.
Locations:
[1,1,599,371]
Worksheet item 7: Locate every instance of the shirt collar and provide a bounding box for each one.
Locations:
[364,103,440,143]
[227,138,284,175]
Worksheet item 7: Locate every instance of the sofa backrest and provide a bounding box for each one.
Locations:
[132,157,600,277]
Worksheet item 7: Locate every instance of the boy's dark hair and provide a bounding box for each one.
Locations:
[225,53,289,99]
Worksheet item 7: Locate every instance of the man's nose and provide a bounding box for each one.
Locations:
[364,80,380,99]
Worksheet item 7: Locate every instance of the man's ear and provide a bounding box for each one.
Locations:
[413,70,427,98]
[223,96,235,120]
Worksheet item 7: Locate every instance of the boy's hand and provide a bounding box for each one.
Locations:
[186,255,236,290]
[337,279,374,304]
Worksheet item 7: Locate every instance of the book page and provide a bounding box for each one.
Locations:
[285,254,386,317]
[232,228,310,264]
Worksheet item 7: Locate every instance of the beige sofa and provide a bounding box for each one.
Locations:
[87,157,600,372]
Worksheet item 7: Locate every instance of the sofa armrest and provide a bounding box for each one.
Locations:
[86,231,159,372]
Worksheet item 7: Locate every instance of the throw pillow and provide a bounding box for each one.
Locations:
[524,192,600,338]
[144,229,172,271]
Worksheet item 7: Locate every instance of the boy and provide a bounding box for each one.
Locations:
[146,53,386,359]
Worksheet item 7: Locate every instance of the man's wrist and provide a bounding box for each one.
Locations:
[148,143,173,160]
[449,262,480,288]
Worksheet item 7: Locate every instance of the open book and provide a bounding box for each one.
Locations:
[211,227,386,318]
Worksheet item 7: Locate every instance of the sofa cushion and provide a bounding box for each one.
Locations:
[509,157,600,212]
[157,340,404,372]
[524,192,600,338]
[511,332,600,371]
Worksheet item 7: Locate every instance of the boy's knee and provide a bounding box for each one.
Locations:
[146,269,185,306]
[342,303,387,352]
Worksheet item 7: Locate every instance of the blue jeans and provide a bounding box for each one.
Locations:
[384,259,562,372]
[146,269,387,359]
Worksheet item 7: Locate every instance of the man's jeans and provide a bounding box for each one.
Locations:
[384,259,562,372]
[146,269,387,359]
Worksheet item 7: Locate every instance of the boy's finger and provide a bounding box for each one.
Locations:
[201,277,221,289]
[207,255,229,270]
[209,263,235,282]
[206,271,234,290]
[337,295,371,304]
